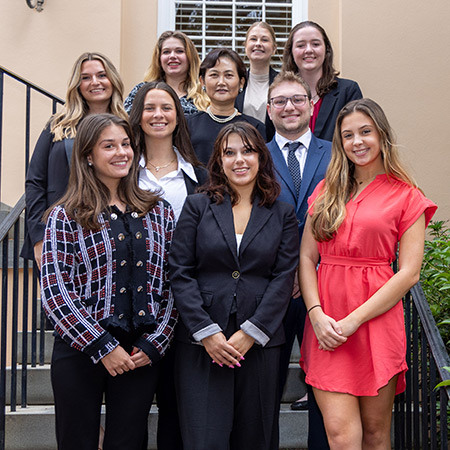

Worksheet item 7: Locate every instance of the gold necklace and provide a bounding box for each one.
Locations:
[147,157,176,172]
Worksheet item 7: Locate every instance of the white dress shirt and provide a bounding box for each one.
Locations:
[275,129,312,176]
[138,147,198,221]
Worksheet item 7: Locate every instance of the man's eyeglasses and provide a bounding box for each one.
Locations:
[269,95,309,109]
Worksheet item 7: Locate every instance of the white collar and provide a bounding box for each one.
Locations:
[275,129,312,152]
[139,147,198,182]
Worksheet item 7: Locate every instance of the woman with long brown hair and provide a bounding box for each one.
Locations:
[300,99,436,449]
[41,114,177,450]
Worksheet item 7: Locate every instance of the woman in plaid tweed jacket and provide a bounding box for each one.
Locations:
[40,113,177,450]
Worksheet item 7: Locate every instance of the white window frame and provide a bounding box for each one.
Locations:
[158,1,308,54]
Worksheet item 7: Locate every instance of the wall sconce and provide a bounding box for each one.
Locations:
[26,0,45,12]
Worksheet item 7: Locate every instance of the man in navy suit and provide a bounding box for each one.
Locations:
[266,71,331,450]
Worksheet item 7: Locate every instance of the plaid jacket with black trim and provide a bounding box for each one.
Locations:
[40,201,177,364]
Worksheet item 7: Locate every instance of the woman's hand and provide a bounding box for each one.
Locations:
[34,240,43,271]
[227,330,255,358]
[130,347,151,368]
[101,346,136,376]
[202,332,243,368]
[309,309,347,351]
[337,315,360,338]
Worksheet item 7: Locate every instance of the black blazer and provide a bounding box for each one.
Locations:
[22,124,71,260]
[169,193,299,347]
[314,77,362,141]
[235,67,278,142]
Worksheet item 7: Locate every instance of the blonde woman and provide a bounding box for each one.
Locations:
[236,21,278,140]
[23,52,128,269]
[300,99,436,449]
[124,30,208,115]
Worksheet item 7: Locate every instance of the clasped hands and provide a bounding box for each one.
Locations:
[309,308,360,351]
[101,345,150,377]
[202,330,255,368]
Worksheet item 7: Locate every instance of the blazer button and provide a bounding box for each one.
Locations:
[136,260,143,267]
[118,233,125,241]
[137,285,144,293]
[110,213,118,220]
[232,271,240,279]
[120,260,127,267]
[118,313,124,319]
[131,212,139,219]
[119,287,127,294]
[138,310,146,317]
[135,231,143,239]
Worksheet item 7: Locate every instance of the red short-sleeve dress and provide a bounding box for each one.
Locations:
[300,174,437,396]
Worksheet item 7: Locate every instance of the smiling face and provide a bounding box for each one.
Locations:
[221,133,259,192]
[340,111,384,173]
[267,80,313,139]
[292,26,326,75]
[201,57,245,107]
[245,25,276,65]
[140,89,177,141]
[160,37,189,79]
[78,60,113,111]
[87,124,133,192]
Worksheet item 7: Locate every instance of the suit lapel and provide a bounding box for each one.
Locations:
[298,137,326,209]
[210,196,239,264]
[314,87,337,138]
[239,199,272,256]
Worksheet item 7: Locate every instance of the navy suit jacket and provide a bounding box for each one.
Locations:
[267,134,331,238]
[169,193,299,347]
[314,77,362,142]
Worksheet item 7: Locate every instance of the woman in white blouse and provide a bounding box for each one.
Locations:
[128,81,206,449]
[236,21,278,141]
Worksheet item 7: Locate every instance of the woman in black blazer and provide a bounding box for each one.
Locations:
[169,122,299,450]
[23,52,128,268]
[283,21,362,141]
[129,81,207,450]
[235,21,278,141]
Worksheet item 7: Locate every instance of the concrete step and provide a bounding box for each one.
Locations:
[5,404,307,450]
[6,362,306,405]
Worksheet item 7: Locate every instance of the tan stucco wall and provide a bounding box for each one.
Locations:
[1,0,449,220]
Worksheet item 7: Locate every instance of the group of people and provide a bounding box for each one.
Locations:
[22,18,437,450]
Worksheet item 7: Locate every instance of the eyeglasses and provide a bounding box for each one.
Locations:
[269,95,309,108]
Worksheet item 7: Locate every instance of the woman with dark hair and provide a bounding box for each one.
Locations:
[235,21,278,141]
[283,21,362,141]
[124,31,209,115]
[41,113,177,450]
[129,81,207,449]
[169,122,298,450]
[23,52,128,268]
[300,99,436,448]
[186,48,266,165]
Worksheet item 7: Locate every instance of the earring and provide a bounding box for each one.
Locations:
[88,161,93,167]
[202,86,206,92]
[239,87,243,93]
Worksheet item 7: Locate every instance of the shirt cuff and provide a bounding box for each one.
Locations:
[241,320,270,347]
[192,323,222,342]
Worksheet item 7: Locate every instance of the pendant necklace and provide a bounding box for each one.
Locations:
[147,158,175,172]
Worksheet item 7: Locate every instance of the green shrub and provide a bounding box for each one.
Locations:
[420,221,450,350]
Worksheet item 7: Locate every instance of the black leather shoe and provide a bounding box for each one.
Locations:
[290,399,308,411]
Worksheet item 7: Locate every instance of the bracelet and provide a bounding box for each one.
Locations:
[307,304,322,314]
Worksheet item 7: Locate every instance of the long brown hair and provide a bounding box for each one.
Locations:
[282,21,339,97]
[200,122,280,206]
[49,114,160,229]
[310,98,417,241]
[128,81,201,167]
[51,52,127,141]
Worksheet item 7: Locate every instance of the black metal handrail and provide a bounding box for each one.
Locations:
[0,65,63,200]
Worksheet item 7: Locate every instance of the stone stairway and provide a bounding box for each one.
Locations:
[5,332,308,449]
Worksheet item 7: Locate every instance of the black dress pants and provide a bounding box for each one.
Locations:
[51,337,158,450]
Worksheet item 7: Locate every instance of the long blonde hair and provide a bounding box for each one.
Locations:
[50,52,128,141]
[143,31,209,111]
[311,98,417,242]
